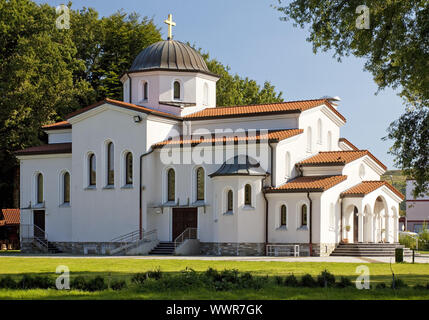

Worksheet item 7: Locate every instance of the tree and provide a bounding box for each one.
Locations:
[275,0,429,196]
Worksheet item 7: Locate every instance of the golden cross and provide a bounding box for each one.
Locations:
[164,14,176,40]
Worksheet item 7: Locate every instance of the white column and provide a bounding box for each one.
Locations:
[358,213,364,243]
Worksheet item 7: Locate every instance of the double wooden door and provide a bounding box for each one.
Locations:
[172,208,197,241]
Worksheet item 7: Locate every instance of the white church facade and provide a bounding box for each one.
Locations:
[16,17,404,256]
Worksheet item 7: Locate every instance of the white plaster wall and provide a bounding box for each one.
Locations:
[19,155,72,241]
[47,131,72,144]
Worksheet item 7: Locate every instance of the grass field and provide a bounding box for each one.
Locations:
[1,257,429,299]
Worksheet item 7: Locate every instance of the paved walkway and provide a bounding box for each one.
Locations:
[1,253,428,263]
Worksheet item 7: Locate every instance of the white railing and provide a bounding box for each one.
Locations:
[174,228,198,249]
[109,229,158,255]
[266,244,300,257]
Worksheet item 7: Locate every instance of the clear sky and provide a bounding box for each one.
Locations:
[38,0,405,169]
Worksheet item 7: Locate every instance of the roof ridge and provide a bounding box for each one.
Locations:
[215,98,327,110]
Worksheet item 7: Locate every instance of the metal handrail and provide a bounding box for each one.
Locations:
[21,224,49,252]
[110,229,142,243]
[266,244,300,257]
[109,229,158,255]
[174,227,198,248]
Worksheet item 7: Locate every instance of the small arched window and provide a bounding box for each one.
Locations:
[107,142,114,185]
[143,82,148,100]
[317,119,322,144]
[173,81,181,100]
[203,83,209,105]
[227,190,233,212]
[63,172,70,204]
[37,173,43,204]
[307,127,312,152]
[89,154,96,186]
[280,205,287,227]
[285,152,291,178]
[327,131,332,150]
[125,152,133,185]
[196,167,205,201]
[301,204,308,226]
[167,168,175,202]
[359,164,366,179]
[244,184,252,206]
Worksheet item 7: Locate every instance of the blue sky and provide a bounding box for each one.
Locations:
[39,0,405,169]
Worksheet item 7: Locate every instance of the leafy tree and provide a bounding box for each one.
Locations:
[274,0,428,196]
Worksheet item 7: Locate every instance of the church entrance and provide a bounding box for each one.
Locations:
[33,210,45,239]
[172,208,197,241]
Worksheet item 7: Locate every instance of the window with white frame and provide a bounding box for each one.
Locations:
[36,173,44,204]
[173,81,181,100]
[196,167,204,201]
[107,142,114,186]
[88,153,96,186]
[244,184,252,206]
[63,172,70,204]
[142,81,148,101]
[301,204,308,227]
[359,164,366,179]
[227,189,233,213]
[317,119,322,144]
[167,168,175,202]
[280,205,287,227]
[125,152,133,185]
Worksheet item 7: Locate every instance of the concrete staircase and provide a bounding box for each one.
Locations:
[149,241,175,255]
[330,243,412,257]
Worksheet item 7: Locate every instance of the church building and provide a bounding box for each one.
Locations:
[16,15,404,256]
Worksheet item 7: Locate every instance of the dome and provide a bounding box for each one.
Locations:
[129,40,213,75]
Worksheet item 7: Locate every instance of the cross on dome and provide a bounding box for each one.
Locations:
[164,14,176,40]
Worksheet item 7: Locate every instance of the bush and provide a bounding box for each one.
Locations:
[300,274,317,288]
[146,267,163,280]
[131,273,147,285]
[0,276,17,289]
[317,270,336,288]
[284,274,299,287]
[391,278,408,289]
[336,277,353,288]
[110,279,127,291]
[414,284,426,290]
[71,276,87,291]
[399,234,417,250]
[85,276,107,292]
[17,275,54,289]
[376,282,387,289]
[274,276,284,286]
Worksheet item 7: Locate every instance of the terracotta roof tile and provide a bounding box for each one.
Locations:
[184,99,346,122]
[266,175,347,193]
[42,121,71,130]
[341,181,405,200]
[152,129,303,148]
[0,209,20,225]
[298,150,387,170]
[15,143,72,156]
[339,138,358,151]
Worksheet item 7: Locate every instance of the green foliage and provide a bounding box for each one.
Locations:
[71,276,87,290]
[391,278,408,289]
[70,275,107,291]
[395,248,404,263]
[17,274,54,289]
[0,276,17,289]
[275,0,429,195]
[417,222,429,250]
[284,274,299,287]
[300,273,317,287]
[316,269,336,288]
[336,277,353,288]
[399,233,417,250]
[110,279,127,291]
[376,282,387,289]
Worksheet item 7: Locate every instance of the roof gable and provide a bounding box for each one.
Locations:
[266,175,347,193]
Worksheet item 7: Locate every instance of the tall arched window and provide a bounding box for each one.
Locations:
[167,168,175,201]
[196,167,204,201]
[63,172,70,204]
[107,142,114,185]
[327,131,332,150]
[143,82,148,100]
[301,204,308,226]
[125,152,133,185]
[317,119,322,144]
[244,184,252,206]
[89,154,96,186]
[37,173,43,204]
[359,164,366,179]
[173,81,181,100]
[307,127,312,152]
[227,190,233,212]
[203,83,209,105]
[285,152,291,177]
[280,205,287,227]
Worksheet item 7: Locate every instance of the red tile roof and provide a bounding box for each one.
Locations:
[42,121,71,130]
[341,181,405,200]
[152,129,303,148]
[15,143,72,156]
[0,209,20,225]
[298,150,387,170]
[266,175,348,193]
[184,99,346,122]
[339,138,358,151]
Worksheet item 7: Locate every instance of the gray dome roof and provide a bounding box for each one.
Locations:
[129,40,212,75]
[209,155,268,178]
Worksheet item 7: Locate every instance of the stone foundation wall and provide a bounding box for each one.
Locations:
[200,242,265,256]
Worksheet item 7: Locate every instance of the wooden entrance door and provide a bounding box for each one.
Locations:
[33,210,45,239]
[172,208,197,241]
[353,208,359,243]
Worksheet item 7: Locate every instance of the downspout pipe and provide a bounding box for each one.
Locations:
[139,147,155,240]
[262,142,275,255]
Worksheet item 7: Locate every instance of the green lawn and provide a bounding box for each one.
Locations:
[1,257,429,300]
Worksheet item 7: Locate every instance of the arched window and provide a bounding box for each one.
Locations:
[359,164,366,179]
[167,168,175,202]
[196,167,205,201]
[107,142,114,185]
[203,83,209,105]
[327,131,332,150]
[307,127,312,152]
[89,154,96,186]
[285,152,291,177]
[143,82,148,100]
[37,173,43,204]
[63,172,70,204]
[280,205,287,227]
[244,184,252,206]
[125,152,133,185]
[173,81,181,100]
[317,119,322,144]
[301,204,308,226]
[227,190,233,212]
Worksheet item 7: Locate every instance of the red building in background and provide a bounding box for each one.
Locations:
[0,209,20,250]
